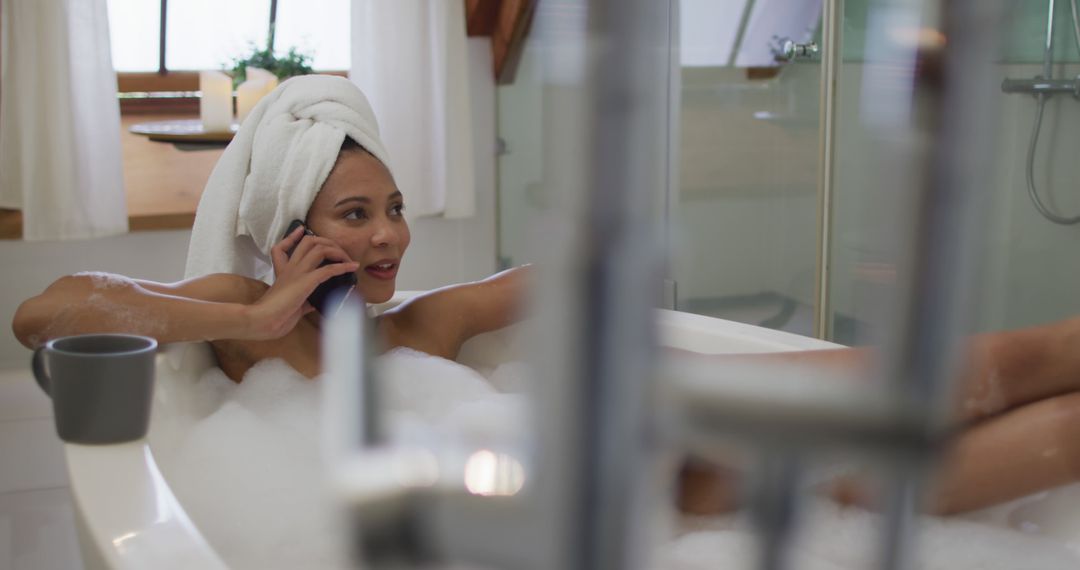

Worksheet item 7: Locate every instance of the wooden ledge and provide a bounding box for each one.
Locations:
[0,210,22,240]
[0,210,195,240]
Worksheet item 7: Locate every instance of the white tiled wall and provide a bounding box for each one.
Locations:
[0,368,84,570]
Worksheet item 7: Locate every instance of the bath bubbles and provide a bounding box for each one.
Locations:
[993,483,1080,555]
[653,499,1080,570]
[376,347,527,453]
[156,345,531,570]
[187,366,237,419]
[156,359,344,569]
[487,360,532,393]
[73,271,132,289]
[77,292,166,338]
[962,370,1007,418]
[655,529,847,570]
[34,272,167,341]
[377,347,497,423]
[154,336,1080,570]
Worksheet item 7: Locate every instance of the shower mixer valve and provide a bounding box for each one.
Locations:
[1000,76,1080,99]
[1000,0,1080,225]
[772,36,819,63]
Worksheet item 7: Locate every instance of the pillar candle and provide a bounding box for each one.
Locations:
[246,67,279,94]
[199,70,233,133]
[236,79,266,125]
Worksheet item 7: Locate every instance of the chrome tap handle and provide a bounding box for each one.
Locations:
[773,37,819,62]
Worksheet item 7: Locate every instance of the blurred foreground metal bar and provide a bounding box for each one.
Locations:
[874,0,1004,567]
[671,0,1005,569]
[529,0,671,567]
[337,0,671,568]
[335,0,1005,568]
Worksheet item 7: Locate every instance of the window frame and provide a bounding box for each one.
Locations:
[115,0,346,97]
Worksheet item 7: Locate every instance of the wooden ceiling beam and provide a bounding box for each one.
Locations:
[466,0,500,37]
[492,0,537,85]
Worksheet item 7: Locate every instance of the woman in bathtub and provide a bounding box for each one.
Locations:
[12,136,526,382]
[11,75,1080,517]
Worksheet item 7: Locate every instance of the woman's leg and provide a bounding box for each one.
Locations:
[679,391,1080,515]
[926,390,1080,514]
[952,317,1080,422]
[720,316,1080,424]
[677,459,743,515]
[675,317,1080,515]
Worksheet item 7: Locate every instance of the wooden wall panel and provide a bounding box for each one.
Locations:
[493,0,537,84]
[467,0,499,36]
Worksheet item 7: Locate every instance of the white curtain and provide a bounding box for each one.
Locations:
[0,0,127,240]
[351,0,476,219]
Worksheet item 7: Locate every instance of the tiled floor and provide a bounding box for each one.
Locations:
[0,367,85,570]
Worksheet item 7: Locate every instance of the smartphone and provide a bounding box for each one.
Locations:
[282,219,358,314]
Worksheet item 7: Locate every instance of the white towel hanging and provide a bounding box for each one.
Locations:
[350,0,476,220]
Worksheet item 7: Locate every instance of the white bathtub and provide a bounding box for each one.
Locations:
[63,295,1078,568]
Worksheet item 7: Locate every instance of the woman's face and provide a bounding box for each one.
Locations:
[305,149,410,304]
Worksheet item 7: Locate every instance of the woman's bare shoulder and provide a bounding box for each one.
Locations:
[378,298,458,359]
[378,266,529,359]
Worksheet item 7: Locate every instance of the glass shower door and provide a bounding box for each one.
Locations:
[670,0,826,337]
[825,0,1080,346]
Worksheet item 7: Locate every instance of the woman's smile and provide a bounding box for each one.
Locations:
[363,259,399,280]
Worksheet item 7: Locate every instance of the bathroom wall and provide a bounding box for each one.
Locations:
[989,63,1080,328]
[0,38,498,371]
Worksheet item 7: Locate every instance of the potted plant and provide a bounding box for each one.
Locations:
[229,38,315,87]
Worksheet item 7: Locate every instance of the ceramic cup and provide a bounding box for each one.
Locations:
[32,334,157,444]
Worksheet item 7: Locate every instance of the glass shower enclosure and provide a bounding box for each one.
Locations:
[496,0,1080,346]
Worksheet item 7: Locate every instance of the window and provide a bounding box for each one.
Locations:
[680,0,748,67]
[275,0,350,70]
[106,0,350,75]
[165,0,271,71]
[108,0,161,72]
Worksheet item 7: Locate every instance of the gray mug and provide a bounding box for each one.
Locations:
[32,334,157,444]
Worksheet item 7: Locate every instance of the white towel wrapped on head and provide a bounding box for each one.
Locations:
[184,74,393,282]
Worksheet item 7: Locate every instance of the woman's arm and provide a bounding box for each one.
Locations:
[12,229,360,349]
[12,273,268,348]
[381,265,531,359]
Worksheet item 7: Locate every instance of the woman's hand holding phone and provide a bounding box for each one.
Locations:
[244,225,359,340]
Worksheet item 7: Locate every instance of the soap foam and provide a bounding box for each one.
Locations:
[156,345,531,570]
[35,288,166,344]
[73,271,133,289]
[84,292,167,337]
[156,359,344,569]
[655,499,1080,570]
[155,341,1080,570]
